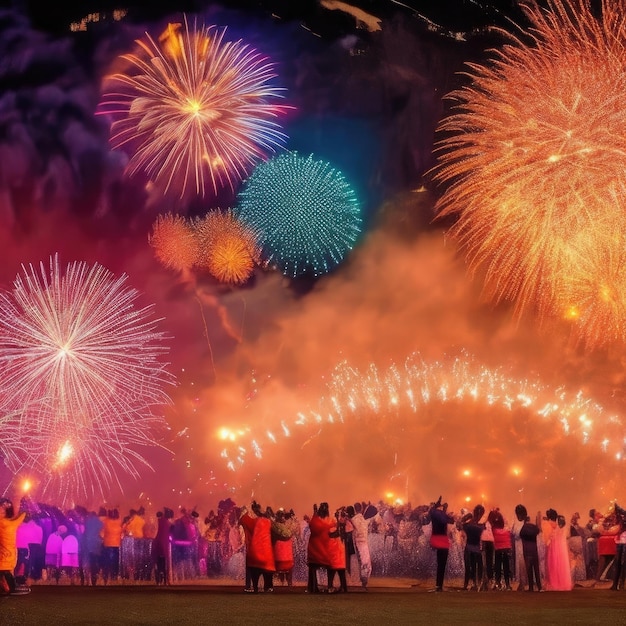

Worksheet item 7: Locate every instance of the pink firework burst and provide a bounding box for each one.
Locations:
[0,255,175,502]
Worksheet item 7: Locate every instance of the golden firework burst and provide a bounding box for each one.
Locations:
[194,210,260,284]
[433,0,626,348]
[148,212,199,272]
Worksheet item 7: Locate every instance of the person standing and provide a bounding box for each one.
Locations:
[462,505,486,591]
[347,502,372,590]
[153,508,174,585]
[239,501,276,593]
[544,510,573,591]
[427,497,454,592]
[81,510,103,586]
[306,502,332,593]
[517,505,543,592]
[101,509,123,584]
[271,509,297,587]
[45,525,66,584]
[481,509,495,590]
[511,507,528,591]
[491,509,513,590]
[327,507,349,593]
[0,498,29,595]
[61,531,79,584]
[611,504,626,590]
[14,512,42,587]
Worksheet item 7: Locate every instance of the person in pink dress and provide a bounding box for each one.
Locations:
[544,509,573,591]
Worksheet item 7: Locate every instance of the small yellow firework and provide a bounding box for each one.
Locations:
[194,210,260,284]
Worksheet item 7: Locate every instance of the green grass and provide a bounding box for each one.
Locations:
[3,583,626,626]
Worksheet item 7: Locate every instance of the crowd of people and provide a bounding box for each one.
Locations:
[1,493,625,596]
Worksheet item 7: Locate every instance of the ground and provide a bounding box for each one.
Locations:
[3,578,626,625]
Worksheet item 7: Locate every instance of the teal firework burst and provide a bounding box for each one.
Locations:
[235,152,362,277]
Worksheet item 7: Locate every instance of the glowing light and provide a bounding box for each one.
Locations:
[235,152,362,277]
[149,213,199,272]
[432,0,626,349]
[194,210,260,284]
[0,255,174,502]
[99,17,290,198]
[54,441,74,468]
[217,352,626,506]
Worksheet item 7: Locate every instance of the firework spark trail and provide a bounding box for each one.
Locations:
[432,0,626,348]
[99,17,291,199]
[217,352,625,470]
[0,255,175,501]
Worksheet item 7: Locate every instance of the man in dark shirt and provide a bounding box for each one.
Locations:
[516,504,542,592]
[428,497,454,592]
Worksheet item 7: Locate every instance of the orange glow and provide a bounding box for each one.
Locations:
[149,213,199,272]
[433,0,626,349]
[194,210,260,284]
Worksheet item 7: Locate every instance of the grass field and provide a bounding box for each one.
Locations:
[3,580,626,626]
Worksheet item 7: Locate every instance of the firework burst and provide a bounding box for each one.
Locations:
[0,256,175,501]
[432,0,626,348]
[216,353,626,507]
[194,210,260,284]
[235,152,362,277]
[149,212,199,272]
[99,17,291,199]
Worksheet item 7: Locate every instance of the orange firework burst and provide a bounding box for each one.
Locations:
[148,213,199,272]
[194,210,260,284]
[433,0,626,348]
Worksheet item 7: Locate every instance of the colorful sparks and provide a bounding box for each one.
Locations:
[432,0,626,349]
[0,255,175,501]
[216,352,626,505]
[235,152,362,277]
[99,17,291,199]
[194,210,260,284]
[149,212,200,272]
